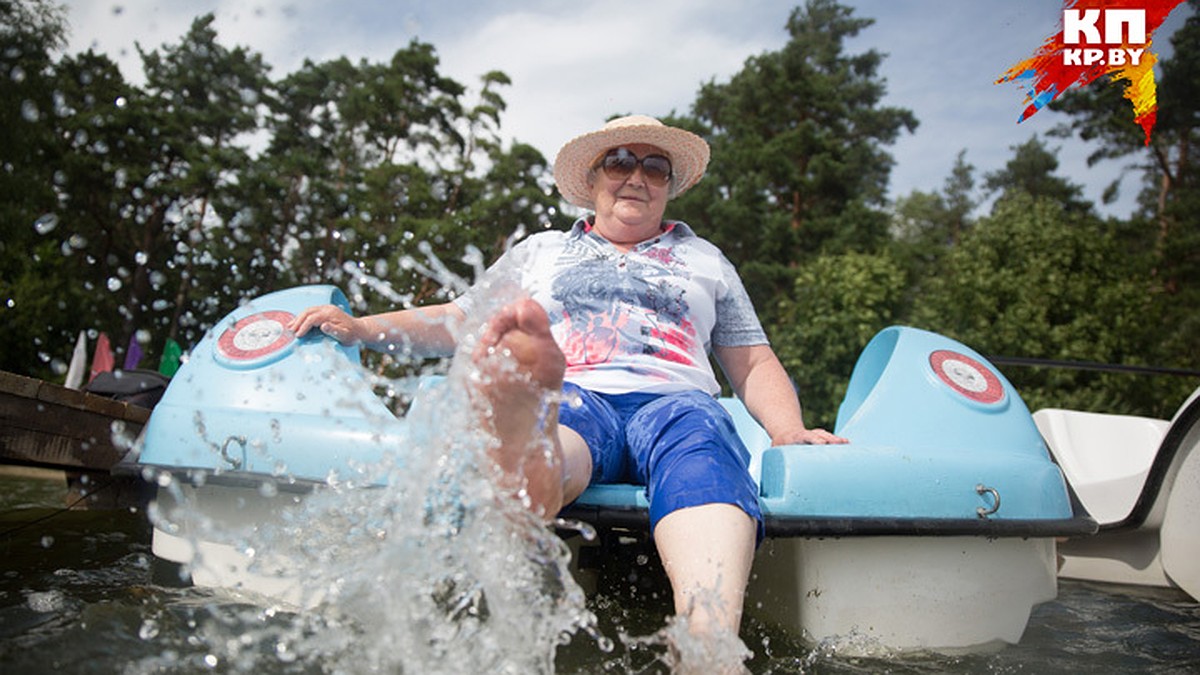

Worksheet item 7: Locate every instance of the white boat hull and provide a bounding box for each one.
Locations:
[155,481,1061,655]
[745,536,1056,655]
[1035,387,1200,601]
[151,483,317,607]
[1160,419,1200,600]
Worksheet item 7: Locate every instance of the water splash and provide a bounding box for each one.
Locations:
[143,252,599,673]
[33,213,59,235]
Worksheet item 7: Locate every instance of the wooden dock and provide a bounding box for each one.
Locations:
[0,371,153,508]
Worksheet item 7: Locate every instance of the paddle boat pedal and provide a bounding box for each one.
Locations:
[136,286,1095,654]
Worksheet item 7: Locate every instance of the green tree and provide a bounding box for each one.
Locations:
[0,0,81,378]
[238,49,556,321]
[890,150,977,295]
[983,136,1092,215]
[669,0,917,322]
[135,14,274,342]
[910,194,1179,417]
[772,250,908,429]
[1049,0,1199,379]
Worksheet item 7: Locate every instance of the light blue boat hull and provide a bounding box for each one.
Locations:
[138,285,1094,538]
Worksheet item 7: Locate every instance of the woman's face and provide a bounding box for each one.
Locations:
[588,143,671,245]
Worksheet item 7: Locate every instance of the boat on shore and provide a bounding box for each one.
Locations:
[1034,386,1200,602]
[133,285,1096,654]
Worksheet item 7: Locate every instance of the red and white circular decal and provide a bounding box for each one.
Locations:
[929,350,1005,405]
[216,310,296,364]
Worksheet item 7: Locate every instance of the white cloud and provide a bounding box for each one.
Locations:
[434,0,788,162]
[57,0,1193,219]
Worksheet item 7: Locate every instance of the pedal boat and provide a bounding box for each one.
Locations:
[1034,387,1200,601]
[135,285,1096,654]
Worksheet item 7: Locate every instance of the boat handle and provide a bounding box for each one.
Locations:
[975,484,1001,518]
[221,435,247,469]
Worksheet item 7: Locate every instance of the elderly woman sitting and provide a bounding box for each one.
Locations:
[289,115,845,656]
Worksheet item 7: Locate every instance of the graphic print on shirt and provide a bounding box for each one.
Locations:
[549,239,698,381]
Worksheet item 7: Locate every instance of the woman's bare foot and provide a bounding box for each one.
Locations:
[472,298,567,518]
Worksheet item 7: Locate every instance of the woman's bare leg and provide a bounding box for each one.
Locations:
[654,503,756,634]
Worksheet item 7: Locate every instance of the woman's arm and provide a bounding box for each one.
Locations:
[288,302,465,358]
[714,343,847,446]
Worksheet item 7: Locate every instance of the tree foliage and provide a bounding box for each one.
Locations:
[983,136,1092,215]
[0,0,1194,422]
[668,0,918,324]
[910,195,1180,417]
[1049,0,1200,386]
[0,0,74,375]
[0,6,559,378]
[772,250,908,428]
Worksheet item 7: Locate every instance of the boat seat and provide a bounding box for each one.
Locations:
[719,396,772,483]
[1033,408,1168,525]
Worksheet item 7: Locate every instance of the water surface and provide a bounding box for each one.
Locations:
[1,472,1197,674]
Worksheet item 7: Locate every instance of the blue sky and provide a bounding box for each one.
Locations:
[60,1,1194,218]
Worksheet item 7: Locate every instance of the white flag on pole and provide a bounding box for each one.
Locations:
[65,330,87,390]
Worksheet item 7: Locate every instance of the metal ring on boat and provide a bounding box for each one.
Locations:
[221,435,247,469]
[975,484,1001,518]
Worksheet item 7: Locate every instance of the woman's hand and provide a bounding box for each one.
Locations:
[771,427,848,447]
[287,305,364,345]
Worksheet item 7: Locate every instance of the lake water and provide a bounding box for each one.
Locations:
[2,470,1198,674]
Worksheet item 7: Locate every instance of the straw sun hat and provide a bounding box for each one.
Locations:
[553,115,710,210]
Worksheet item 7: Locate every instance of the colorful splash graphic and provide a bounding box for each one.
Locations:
[996,0,1187,144]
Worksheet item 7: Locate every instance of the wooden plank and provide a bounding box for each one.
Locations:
[0,370,149,471]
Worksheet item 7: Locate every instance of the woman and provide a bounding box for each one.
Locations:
[289,115,845,647]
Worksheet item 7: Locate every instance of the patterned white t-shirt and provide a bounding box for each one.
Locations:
[455,218,768,395]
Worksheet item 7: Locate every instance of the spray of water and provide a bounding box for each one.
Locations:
[139,246,604,673]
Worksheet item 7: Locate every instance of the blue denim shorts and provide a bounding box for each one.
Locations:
[558,382,763,539]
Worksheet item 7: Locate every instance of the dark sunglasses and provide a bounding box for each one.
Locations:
[598,148,673,186]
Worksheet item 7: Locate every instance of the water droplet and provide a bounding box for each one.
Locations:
[107,277,123,292]
[114,95,127,108]
[135,251,148,265]
[20,99,38,122]
[138,618,160,640]
[10,65,25,82]
[275,640,296,663]
[34,213,59,234]
[40,535,54,548]
[27,590,64,613]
